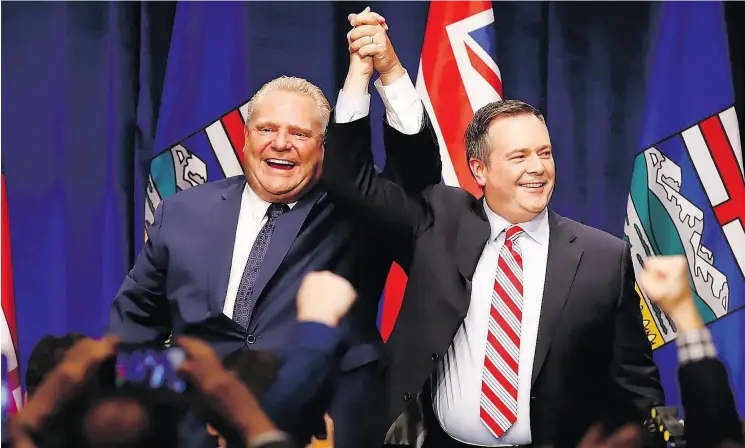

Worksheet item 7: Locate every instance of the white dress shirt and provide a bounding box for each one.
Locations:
[335,71,424,135]
[222,72,425,318]
[433,205,550,446]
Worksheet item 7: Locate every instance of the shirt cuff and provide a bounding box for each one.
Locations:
[248,430,290,448]
[374,70,424,135]
[676,327,717,365]
[334,89,371,123]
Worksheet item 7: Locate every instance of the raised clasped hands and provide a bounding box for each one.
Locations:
[344,6,405,93]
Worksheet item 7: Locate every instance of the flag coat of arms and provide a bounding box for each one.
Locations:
[626,107,744,348]
[146,103,249,238]
[623,1,745,414]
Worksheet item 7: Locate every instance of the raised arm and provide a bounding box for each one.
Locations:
[378,81,442,194]
[323,9,435,252]
[323,112,433,252]
[106,202,171,344]
[336,8,441,194]
[261,272,359,446]
[639,256,743,447]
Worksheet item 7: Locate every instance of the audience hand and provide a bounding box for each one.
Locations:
[297,271,358,327]
[54,335,120,385]
[177,336,278,444]
[10,336,120,446]
[637,255,703,331]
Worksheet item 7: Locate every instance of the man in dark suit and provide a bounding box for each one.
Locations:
[106,10,441,448]
[322,99,665,447]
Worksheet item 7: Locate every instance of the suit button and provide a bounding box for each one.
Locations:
[431,353,440,361]
[247,334,256,344]
[403,392,411,402]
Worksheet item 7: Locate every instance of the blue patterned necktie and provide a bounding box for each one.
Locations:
[232,202,289,329]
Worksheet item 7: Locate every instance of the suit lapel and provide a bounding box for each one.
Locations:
[208,177,247,316]
[250,187,325,305]
[531,210,583,386]
[455,197,491,281]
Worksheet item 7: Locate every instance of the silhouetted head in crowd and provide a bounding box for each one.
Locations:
[25,332,86,398]
[78,394,178,448]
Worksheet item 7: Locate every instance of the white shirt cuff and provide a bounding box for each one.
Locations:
[334,88,371,124]
[374,70,424,135]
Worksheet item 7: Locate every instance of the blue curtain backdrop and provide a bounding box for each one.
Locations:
[2,1,744,415]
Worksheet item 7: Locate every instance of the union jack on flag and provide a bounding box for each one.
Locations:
[379,1,502,339]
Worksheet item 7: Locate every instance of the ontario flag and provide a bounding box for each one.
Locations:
[378,1,502,340]
[623,1,745,414]
[1,172,23,413]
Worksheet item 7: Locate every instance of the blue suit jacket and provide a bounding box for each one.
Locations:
[107,117,441,448]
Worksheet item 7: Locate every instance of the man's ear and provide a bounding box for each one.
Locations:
[469,158,488,187]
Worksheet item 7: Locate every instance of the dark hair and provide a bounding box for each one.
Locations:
[222,349,280,398]
[465,99,545,168]
[25,332,87,397]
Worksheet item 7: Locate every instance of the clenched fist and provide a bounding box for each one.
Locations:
[637,255,702,331]
[297,271,358,327]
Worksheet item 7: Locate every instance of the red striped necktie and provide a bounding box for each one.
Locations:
[480,225,524,438]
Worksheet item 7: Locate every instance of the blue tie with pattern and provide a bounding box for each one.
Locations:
[232,202,289,329]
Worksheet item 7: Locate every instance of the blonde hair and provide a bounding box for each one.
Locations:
[245,76,331,131]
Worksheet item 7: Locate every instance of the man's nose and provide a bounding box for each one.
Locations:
[526,153,545,174]
[272,129,291,150]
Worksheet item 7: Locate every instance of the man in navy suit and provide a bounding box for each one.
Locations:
[107,9,440,448]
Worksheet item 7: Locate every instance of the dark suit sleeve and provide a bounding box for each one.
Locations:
[261,322,341,444]
[106,201,171,344]
[322,114,435,262]
[610,243,665,414]
[678,358,743,447]
[379,115,442,195]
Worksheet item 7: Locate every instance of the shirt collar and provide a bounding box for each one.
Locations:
[243,183,297,221]
[482,201,549,245]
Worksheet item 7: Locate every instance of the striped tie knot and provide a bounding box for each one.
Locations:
[506,225,524,242]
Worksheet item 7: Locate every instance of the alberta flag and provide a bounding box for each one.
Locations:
[623,1,745,414]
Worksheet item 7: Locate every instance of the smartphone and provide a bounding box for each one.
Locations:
[115,346,186,393]
[1,354,9,417]
[1,354,9,443]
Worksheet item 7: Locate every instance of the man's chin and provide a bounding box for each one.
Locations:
[262,180,318,202]
[520,199,549,215]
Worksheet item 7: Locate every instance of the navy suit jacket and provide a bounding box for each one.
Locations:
[107,116,441,448]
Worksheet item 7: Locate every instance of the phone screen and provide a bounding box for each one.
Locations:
[115,347,186,393]
[1,354,9,442]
